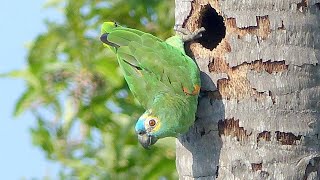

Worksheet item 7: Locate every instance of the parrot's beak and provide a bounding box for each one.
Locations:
[138,133,158,149]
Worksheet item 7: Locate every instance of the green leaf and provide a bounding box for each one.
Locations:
[5,69,41,89]
[5,0,177,179]
[13,88,36,116]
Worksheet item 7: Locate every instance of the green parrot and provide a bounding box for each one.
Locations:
[100,22,202,148]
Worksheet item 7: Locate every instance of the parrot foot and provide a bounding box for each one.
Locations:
[174,26,206,42]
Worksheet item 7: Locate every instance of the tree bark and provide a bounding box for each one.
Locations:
[175,0,320,179]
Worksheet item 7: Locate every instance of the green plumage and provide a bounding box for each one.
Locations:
[100,22,200,147]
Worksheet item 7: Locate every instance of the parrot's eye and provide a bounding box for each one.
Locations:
[148,119,156,127]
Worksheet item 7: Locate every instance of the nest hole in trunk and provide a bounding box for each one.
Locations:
[197,4,226,50]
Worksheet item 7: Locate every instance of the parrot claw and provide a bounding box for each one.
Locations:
[174,26,206,42]
[174,25,191,35]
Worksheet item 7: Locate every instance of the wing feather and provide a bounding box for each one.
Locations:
[108,27,200,108]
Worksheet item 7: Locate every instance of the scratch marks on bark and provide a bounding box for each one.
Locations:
[181,0,193,28]
[199,13,289,101]
[277,20,286,30]
[232,60,288,74]
[218,118,252,141]
[218,123,303,146]
[208,59,288,100]
[226,16,271,40]
[275,131,302,145]
[251,162,262,171]
[257,131,302,145]
[209,59,288,74]
[257,131,271,143]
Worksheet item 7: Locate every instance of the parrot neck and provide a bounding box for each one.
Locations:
[150,93,197,138]
[165,36,186,54]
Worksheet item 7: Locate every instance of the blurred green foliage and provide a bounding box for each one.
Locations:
[8,0,176,179]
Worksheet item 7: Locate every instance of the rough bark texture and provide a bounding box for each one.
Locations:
[175,0,320,179]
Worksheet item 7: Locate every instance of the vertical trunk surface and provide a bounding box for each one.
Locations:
[175,0,320,179]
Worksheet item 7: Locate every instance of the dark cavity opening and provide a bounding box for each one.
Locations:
[197,4,226,50]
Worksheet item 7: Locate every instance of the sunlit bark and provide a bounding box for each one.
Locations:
[175,0,320,179]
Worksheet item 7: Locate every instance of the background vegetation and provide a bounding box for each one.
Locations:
[7,0,176,179]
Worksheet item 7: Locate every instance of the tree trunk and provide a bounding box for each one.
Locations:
[175,0,320,179]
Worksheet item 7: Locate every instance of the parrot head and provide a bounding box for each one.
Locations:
[135,110,160,148]
[134,96,191,149]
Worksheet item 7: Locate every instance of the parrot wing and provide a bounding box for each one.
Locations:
[106,27,200,109]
